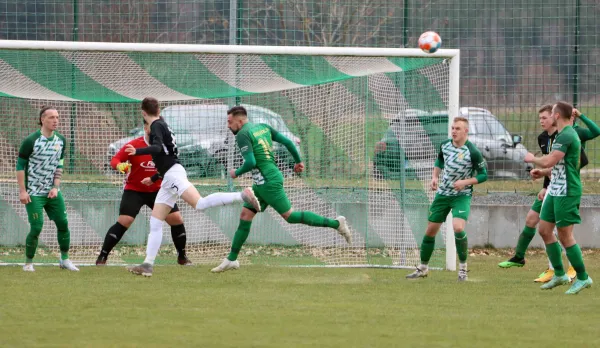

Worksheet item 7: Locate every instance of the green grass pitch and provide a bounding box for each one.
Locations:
[1,251,598,348]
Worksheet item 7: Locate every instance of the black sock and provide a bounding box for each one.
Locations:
[99,222,128,259]
[170,224,187,258]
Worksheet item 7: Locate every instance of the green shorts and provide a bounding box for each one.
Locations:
[540,195,581,227]
[530,197,543,214]
[25,192,68,223]
[243,180,292,215]
[428,193,471,223]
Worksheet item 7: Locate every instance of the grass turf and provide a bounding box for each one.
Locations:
[1,250,599,348]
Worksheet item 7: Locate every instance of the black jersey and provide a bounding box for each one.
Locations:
[135,118,180,175]
[537,130,557,189]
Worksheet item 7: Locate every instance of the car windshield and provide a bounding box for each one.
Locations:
[469,117,492,138]
[163,109,225,134]
[485,116,513,143]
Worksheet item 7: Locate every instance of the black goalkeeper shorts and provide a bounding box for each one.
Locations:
[119,190,179,218]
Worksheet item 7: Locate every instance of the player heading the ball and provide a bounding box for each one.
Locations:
[125,97,260,277]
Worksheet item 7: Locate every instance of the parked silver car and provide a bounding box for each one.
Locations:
[374,107,532,180]
[106,104,301,177]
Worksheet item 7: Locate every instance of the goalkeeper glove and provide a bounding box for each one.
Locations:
[116,162,132,174]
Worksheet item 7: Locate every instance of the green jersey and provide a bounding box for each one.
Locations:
[435,139,487,196]
[235,122,299,185]
[16,130,66,196]
[548,126,581,197]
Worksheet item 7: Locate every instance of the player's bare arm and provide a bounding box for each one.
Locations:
[524,150,565,168]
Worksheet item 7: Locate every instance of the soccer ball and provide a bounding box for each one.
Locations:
[418,31,442,53]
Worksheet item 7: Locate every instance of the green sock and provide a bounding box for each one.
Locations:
[25,223,42,261]
[515,226,536,259]
[227,220,252,261]
[546,242,565,276]
[455,231,468,263]
[420,235,436,264]
[565,244,588,281]
[56,220,70,261]
[287,211,339,229]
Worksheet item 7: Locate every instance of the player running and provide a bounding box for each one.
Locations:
[405,117,487,281]
[17,106,78,272]
[125,98,260,277]
[211,106,351,273]
[524,101,592,294]
[96,119,191,266]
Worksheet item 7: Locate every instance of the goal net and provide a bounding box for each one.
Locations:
[0,41,459,269]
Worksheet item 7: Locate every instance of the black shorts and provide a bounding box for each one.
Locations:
[119,190,180,218]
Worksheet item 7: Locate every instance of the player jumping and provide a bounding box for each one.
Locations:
[125,98,260,277]
[211,106,351,273]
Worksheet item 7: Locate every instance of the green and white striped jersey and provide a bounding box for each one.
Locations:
[17,130,66,196]
[435,139,487,196]
[548,126,582,197]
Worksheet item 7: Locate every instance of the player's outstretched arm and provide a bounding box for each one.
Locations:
[270,126,302,163]
[132,122,166,156]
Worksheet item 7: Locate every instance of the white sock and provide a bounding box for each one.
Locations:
[419,264,429,271]
[195,192,243,211]
[144,216,164,265]
[459,263,467,271]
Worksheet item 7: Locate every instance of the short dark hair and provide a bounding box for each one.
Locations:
[141,97,160,116]
[227,106,247,117]
[39,105,56,126]
[553,101,573,120]
[538,104,552,114]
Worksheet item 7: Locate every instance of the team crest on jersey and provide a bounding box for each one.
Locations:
[458,153,464,160]
[140,161,156,169]
[54,143,61,151]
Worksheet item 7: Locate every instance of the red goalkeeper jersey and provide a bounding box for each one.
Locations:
[111,136,162,192]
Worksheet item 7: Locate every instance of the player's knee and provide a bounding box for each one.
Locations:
[425,222,441,237]
[537,223,554,240]
[452,220,466,233]
[165,212,184,226]
[240,207,257,221]
[29,221,43,237]
[525,211,540,227]
[280,209,293,221]
[117,215,135,228]
[54,218,69,232]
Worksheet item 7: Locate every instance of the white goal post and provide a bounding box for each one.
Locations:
[0,40,459,270]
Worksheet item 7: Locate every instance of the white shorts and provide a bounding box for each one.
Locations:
[155,164,192,207]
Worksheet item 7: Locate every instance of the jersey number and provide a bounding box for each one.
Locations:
[258,138,272,159]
